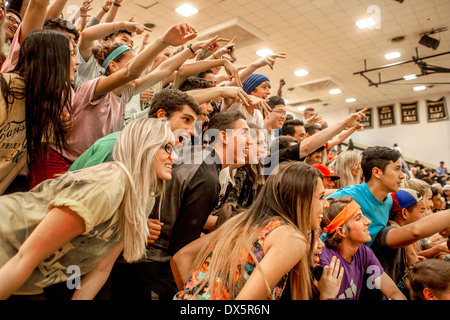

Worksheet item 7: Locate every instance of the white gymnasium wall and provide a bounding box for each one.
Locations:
[314,93,450,168]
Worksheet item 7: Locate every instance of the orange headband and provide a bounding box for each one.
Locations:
[322,200,361,235]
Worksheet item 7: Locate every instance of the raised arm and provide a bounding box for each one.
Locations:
[104,0,122,23]
[19,0,51,44]
[299,108,367,159]
[172,58,240,89]
[93,22,197,99]
[185,86,251,106]
[384,209,450,248]
[74,0,93,32]
[84,0,112,28]
[326,123,363,151]
[133,36,227,95]
[46,0,69,18]
[78,20,147,61]
[226,52,286,87]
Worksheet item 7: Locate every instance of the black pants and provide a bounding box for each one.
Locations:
[44,260,177,301]
[109,261,178,300]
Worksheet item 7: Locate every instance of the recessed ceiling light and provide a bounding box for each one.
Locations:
[297,106,307,111]
[256,48,273,57]
[329,89,341,95]
[345,98,356,103]
[356,17,376,29]
[175,4,198,17]
[385,52,401,60]
[294,69,309,77]
[284,99,289,104]
[403,74,417,81]
[413,86,426,91]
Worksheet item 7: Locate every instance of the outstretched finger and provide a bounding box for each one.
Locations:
[234,70,242,87]
[273,52,287,59]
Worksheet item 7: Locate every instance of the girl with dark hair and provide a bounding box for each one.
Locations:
[173,161,328,300]
[30,23,228,188]
[0,29,78,194]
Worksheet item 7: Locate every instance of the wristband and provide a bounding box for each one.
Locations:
[113,2,121,6]
[187,44,196,55]
[102,6,108,12]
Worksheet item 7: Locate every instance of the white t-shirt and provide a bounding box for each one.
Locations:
[74,50,104,92]
[227,102,264,128]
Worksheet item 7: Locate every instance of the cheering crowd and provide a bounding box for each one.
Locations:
[0,0,449,301]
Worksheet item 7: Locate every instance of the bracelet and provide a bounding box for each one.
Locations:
[113,2,121,6]
[102,6,108,12]
[187,44,196,55]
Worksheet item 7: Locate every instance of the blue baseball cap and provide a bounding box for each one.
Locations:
[395,188,423,209]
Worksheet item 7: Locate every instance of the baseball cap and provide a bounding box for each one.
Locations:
[311,163,340,181]
[395,188,423,209]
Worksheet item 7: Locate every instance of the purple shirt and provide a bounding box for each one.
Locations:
[319,244,384,300]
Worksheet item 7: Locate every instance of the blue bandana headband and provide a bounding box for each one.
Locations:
[102,45,132,70]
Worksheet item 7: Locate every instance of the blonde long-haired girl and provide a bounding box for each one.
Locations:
[173,161,328,300]
[0,118,176,300]
[329,150,362,188]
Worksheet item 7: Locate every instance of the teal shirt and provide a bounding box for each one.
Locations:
[326,182,393,247]
[69,131,119,171]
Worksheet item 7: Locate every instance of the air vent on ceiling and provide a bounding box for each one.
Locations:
[389,35,406,43]
[288,99,324,107]
[196,17,269,48]
[134,0,158,10]
[293,76,342,93]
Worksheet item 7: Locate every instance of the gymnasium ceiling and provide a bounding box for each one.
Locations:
[65,0,450,117]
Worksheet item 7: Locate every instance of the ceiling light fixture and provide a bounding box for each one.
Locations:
[413,86,426,91]
[403,74,417,80]
[294,69,309,77]
[329,89,341,95]
[345,98,356,103]
[385,52,401,60]
[297,106,306,111]
[175,4,198,17]
[356,17,376,29]
[256,48,273,57]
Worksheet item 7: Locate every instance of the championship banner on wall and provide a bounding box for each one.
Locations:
[426,97,448,122]
[377,105,395,127]
[357,107,372,128]
[400,101,419,124]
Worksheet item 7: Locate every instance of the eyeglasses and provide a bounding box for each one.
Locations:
[6,15,20,27]
[162,142,176,155]
[272,109,287,116]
